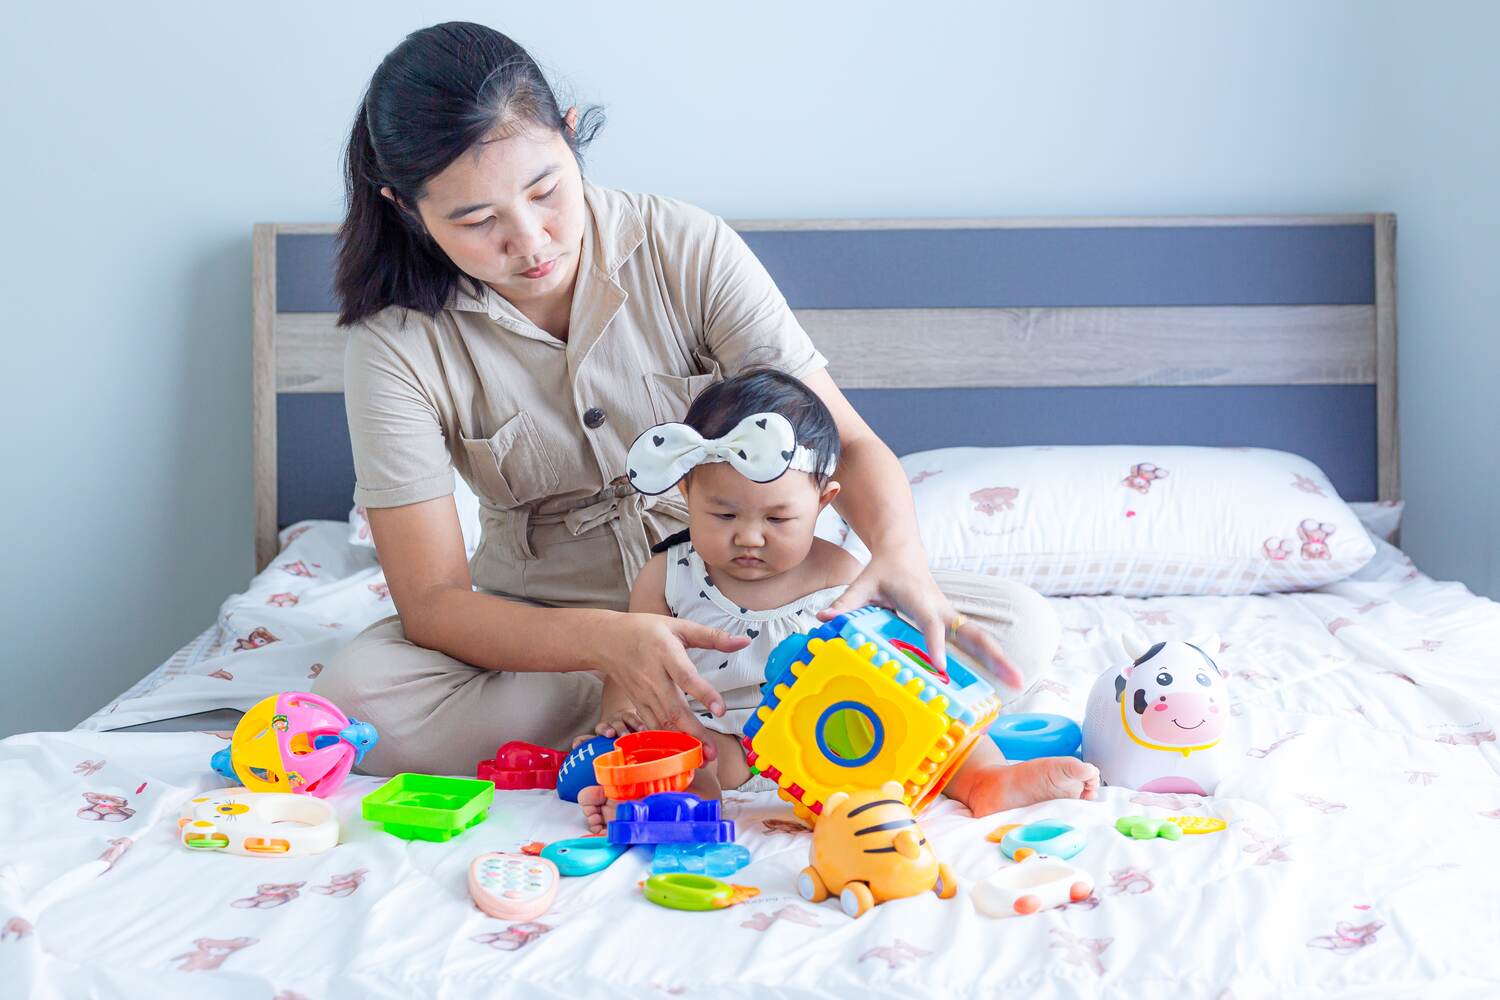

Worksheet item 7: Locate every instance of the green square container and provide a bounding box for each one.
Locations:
[361,773,495,842]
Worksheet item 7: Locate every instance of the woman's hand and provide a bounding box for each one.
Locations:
[594,612,749,760]
[818,541,1024,691]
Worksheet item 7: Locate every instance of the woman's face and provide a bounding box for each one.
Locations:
[412,123,587,308]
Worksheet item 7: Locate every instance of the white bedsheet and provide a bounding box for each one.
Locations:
[8,522,1499,996]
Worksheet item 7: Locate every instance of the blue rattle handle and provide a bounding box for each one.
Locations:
[336,718,379,765]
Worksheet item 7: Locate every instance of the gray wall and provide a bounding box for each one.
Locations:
[2,2,1496,737]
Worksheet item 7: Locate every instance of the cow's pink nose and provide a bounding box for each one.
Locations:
[1152,704,1168,712]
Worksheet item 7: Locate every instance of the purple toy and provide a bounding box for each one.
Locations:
[607,792,735,846]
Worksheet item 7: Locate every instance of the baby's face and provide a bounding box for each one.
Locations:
[679,461,836,582]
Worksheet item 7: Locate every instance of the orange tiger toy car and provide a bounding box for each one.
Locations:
[797,782,957,917]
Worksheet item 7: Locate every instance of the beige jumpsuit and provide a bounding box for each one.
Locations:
[314,182,1060,776]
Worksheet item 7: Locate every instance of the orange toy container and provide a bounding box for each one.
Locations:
[593,731,703,800]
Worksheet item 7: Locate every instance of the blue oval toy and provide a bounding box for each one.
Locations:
[541,836,629,876]
[556,735,617,803]
[989,714,1082,761]
[1000,820,1086,861]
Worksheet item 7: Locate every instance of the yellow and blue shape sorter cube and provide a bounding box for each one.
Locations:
[741,606,1003,823]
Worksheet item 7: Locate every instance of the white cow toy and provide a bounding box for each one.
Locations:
[1083,634,1233,795]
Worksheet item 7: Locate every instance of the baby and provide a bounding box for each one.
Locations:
[578,368,1097,832]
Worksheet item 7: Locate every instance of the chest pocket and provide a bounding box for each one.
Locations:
[459,411,561,509]
[644,359,722,425]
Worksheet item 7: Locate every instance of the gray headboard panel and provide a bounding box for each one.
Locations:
[254,214,1397,570]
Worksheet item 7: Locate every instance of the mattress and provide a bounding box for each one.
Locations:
[8,521,1498,997]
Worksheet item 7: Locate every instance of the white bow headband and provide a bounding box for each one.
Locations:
[626,412,835,496]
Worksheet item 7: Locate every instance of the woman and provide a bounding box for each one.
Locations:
[315,21,1059,777]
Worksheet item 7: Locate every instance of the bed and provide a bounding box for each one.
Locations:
[8,212,1500,997]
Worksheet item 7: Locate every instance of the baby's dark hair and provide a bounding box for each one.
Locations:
[684,367,840,487]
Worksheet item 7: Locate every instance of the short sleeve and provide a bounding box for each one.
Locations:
[343,327,454,508]
[700,217,828,379]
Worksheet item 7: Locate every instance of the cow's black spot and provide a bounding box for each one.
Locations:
[737,449,747,460]
[1155,671,1173,687]
[1132,642,1167,666]
[653,435,664,447]
[717,661,728,670]
[1133,689,1148,715]
[780,450,794,461]
[1114,673,1127,702]
[629,469,637,479]
[1187,642,1224,676]
[747,628,759,639]
[756,418,767,429]
[678,557,689,566]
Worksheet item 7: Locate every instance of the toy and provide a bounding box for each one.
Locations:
[641,874,759,911]
[361,773,494,841]
[556,735,616,803]
[593,731,702,801]
[469,853,559,921]
[1169,815,1227,835]
[796,782,956,918]
[989,713,1082,760]
[477,741,564,790]
[1116,816,1183,841]
[178,789,338,856]
[1083,635,1233,795]
[985,822,1023,844]
[608,792,734,846]
[541,837,628,876]
[999,820,1087,861]
[744,607,1003,823]
[972,856,1094,917]
[212,691,378,798]
[652,842,751,877]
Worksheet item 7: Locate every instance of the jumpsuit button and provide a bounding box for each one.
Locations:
[583,407,606,429]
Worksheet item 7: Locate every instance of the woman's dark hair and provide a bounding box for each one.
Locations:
[336,22,604,326]
[684,367,842,487]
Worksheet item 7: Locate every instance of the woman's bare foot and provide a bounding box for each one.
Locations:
[947,757,1100,818]
[578,784,619,835]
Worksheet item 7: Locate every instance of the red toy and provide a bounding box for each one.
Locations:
[477,741,565,790]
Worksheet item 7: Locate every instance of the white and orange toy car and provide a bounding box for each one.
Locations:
[971,855,1094,917]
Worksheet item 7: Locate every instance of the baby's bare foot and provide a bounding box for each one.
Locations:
[577,784,622,835]
[951,757,1100,818]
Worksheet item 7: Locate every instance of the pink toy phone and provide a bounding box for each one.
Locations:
[469,852,559,921]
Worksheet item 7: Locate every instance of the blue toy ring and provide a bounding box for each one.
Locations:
[989,713,1082,760]
[1000,820,1087,860]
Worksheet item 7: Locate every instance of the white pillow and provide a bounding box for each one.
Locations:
[349,476,483,557]
[840,446,1375,597]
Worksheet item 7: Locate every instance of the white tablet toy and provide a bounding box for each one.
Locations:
[179,789,339,857]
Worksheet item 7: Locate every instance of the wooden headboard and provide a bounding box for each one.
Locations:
[252,213,1398,571]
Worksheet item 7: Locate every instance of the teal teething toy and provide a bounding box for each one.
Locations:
[1115,816,1183,841]
[999,820,1087,860]
[541,837,628,875]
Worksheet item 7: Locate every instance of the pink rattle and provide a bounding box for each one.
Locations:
[209,691,378,798]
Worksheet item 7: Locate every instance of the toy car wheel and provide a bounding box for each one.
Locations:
[1013,894,1042,915]
[840,882,874,918]
[1069,881,1092,902]
[798,868,828,903]
[934,863,957,899]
